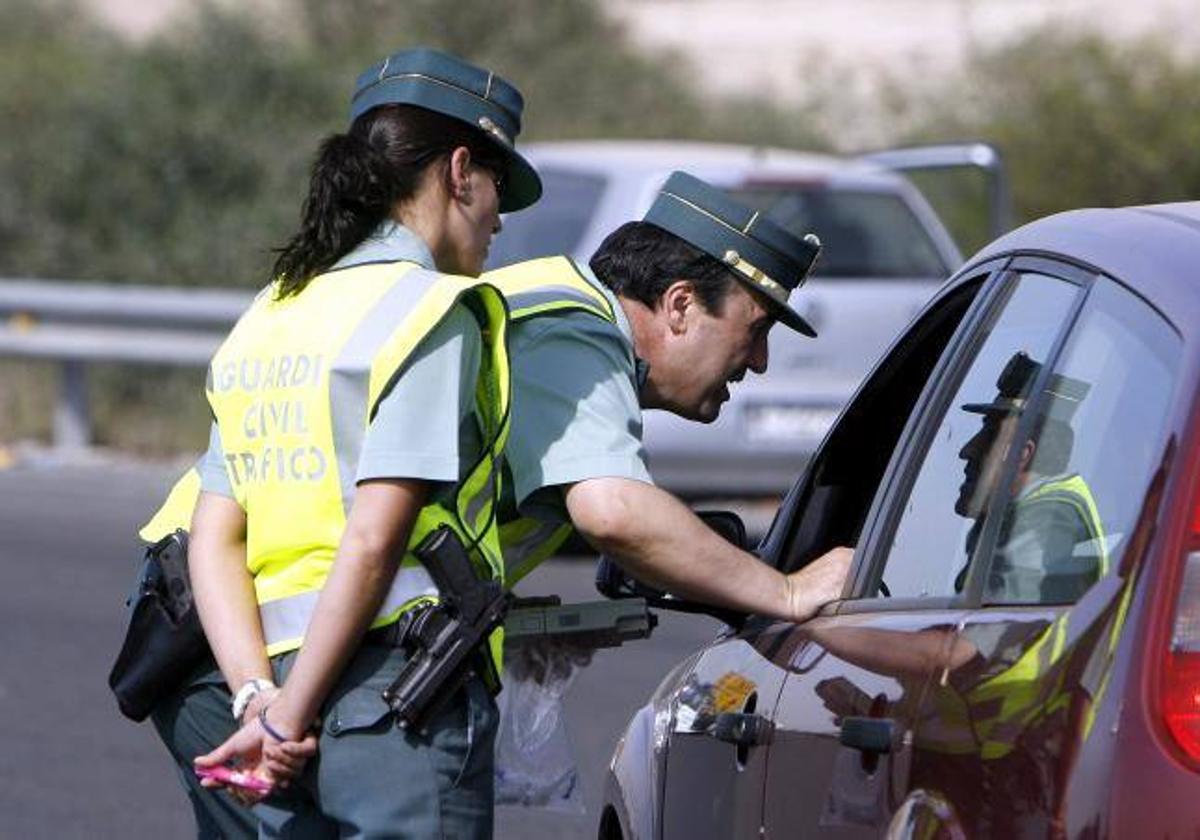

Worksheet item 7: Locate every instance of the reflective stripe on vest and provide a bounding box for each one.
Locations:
[484,256,615,324]
[258,564,437,647]
[483,257,620,582]
[499,518,574,585]
[956,474,1110,757]
[964,571,1131,760]
[145,262,510,657]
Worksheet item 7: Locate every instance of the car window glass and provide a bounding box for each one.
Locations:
[727,186,949,278]
[982,277,1181,605]
[878,272,1079,599]
[486,168,607,268]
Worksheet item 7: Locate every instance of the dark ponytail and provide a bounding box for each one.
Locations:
[271,104,507,298]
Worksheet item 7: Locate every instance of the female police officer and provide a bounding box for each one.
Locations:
[160,48,540,838]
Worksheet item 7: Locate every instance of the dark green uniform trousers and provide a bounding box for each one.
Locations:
[151,659,255,839]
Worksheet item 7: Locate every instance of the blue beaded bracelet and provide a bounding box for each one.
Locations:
[258,706,290,743]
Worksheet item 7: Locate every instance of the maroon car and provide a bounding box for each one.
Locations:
[599,203,1200,838]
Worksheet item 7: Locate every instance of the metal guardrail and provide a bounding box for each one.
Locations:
[0,279,254,448]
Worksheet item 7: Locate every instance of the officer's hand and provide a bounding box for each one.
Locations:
[263,731,319,782]
[505,637,594,684]
[194,718,276,806]
[238,687,316,788]
[784,546,853,623]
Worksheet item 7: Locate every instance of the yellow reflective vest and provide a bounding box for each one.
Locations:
[482,256,620,584]
[143,256,623,649]
[924,475,1117,761]
[145,261,510,658]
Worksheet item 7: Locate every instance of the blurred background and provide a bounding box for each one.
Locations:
[4,0,1200,457]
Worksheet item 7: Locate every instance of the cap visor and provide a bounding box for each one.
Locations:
[735,277,816,337]
[774,302,817,338]
[498,148,542,213]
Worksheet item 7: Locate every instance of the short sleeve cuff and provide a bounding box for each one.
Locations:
[197,424,234,498]
[516,454,654,506]
[355,451,461,484]
[197,459,235,498]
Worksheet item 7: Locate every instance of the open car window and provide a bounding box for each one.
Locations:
[727,186,951,279]
[771,271,989,575]
[486,168,607,268]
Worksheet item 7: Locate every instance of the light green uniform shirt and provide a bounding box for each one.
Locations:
[503,263,653,524]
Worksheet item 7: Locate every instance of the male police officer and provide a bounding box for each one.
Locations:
[485,171,850,619]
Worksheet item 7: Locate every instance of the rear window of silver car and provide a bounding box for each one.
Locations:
[488,168,607,268]
[489,169,950,282]
[727,186,951,279]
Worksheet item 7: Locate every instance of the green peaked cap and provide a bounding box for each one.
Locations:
[349,47,542,213]
[644,171,822,336]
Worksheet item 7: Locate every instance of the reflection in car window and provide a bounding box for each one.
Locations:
[880,273,1078,599]
[982,277,1180,605]
[726,187,949,279]
[485,168,607,268]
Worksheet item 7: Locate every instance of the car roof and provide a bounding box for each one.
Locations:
[524,139,910,190]
[961,202,1200,327]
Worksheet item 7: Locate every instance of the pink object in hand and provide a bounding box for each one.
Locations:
[194,764,274,794]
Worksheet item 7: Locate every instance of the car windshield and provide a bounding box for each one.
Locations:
[727,186,951,279]
[486,167,607,269]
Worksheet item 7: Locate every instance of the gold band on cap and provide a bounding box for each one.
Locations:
[722,250,789,306]
[1045,388,1082,403]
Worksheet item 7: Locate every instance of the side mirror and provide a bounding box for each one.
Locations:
[594,510,750,627]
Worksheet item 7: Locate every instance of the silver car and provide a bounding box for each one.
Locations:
[487,141,977,496]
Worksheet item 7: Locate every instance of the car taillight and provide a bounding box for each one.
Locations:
[1163,533,1200,765]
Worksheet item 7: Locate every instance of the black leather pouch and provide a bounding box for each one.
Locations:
[108,530,210,721]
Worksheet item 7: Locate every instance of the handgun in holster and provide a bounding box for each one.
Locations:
[381,525,511,732]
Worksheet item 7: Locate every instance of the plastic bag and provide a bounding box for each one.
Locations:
[493,641,589,813]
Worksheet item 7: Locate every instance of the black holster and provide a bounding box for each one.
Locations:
[381,526,509,731]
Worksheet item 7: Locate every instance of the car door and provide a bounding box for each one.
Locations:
[890,264,1186,837]
[759,263,1092,838]
[654,262,994,840]
[656,619,797,840]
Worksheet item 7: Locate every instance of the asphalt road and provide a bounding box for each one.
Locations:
[0,452,721,839]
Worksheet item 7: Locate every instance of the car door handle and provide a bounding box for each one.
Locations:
[710,712,774,747]
[839,716,895,754]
